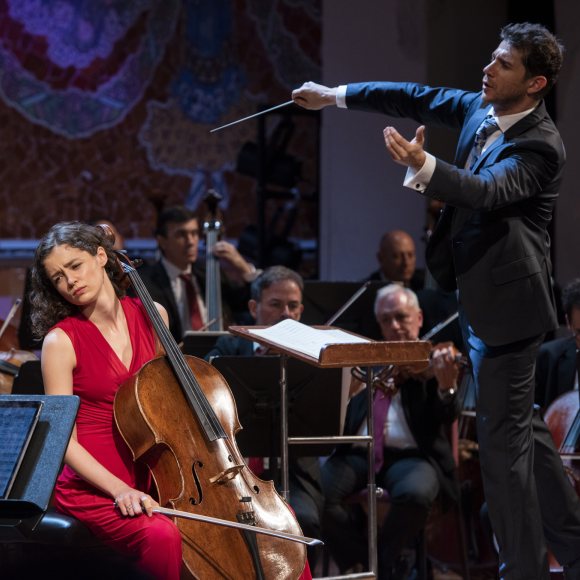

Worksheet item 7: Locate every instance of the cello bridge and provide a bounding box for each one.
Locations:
[208,464,245,484]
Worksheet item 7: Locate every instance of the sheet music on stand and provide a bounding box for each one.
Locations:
[0,400,43,498]
[237,319,429,368]
[247,319,370,360]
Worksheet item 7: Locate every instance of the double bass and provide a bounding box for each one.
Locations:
[113,253,312,579]
[203,190,224,332]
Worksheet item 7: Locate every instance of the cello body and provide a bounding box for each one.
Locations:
[543,391,580,573]
[115,353,306,579]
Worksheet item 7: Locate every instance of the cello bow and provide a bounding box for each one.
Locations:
[152,506,321,547]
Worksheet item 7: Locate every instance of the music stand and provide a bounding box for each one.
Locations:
[210,356,344,458]
[12,361,44,396]
[0,395,79,539]
[229,322,430,578]
[181,331,230,359]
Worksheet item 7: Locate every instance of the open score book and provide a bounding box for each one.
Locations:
[247,319,371,360]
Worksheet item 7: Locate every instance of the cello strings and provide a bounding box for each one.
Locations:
[126,266,226,440]
[133,270,225,439]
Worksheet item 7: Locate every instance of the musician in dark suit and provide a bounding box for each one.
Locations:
[321,284,459,578]
[206,266,324,569]
[137,206,258,340]
[535,278,580,409]
[293,22,580,579]
[365,229,425,292]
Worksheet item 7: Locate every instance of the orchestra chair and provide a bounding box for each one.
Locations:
[321,420,470,579]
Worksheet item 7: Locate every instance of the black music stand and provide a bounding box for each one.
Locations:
[12,361,44,396]
[182,331,230,359]
[210,356,344,458]
[0,395,78,535]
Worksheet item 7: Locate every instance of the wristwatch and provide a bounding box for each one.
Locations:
[437,386,457,400]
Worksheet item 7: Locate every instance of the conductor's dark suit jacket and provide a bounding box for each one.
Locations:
[340,379,459,505]
[346,83,563,346]
[535,336,577,409]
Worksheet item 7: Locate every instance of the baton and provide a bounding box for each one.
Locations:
[210,100,294,133]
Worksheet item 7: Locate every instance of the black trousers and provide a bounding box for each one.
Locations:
[462,312,580,579]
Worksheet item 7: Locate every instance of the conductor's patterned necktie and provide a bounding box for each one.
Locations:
[469,115,500,170]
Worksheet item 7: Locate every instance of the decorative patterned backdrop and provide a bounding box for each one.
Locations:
[0,0,321,245]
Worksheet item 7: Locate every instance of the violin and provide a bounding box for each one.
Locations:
[203,190,224,331]
[351,340,466,396]
[112,251,313,579]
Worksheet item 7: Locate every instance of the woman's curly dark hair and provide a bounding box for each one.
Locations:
[30,221,128,338]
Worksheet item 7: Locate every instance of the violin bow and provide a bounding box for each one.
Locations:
[152,506,322,547]
[325,281,370,326]
[420,311,459,341]
[0,298,21,341]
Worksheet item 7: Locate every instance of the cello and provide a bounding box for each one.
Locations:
[543,390,580,573]
[113,252,310,579]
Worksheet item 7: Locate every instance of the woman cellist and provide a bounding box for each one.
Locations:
[30,221,312,579]
[30,221,182,578]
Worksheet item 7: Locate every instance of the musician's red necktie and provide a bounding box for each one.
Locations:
[179,274,204,330]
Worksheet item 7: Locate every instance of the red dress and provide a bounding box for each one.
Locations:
[52,296,182,579]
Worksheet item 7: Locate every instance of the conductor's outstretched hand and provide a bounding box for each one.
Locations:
[292,82,338,110]
[383,125,427,171]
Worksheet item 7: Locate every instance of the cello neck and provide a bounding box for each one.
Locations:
[120,262,226,442]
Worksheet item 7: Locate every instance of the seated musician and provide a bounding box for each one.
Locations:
[29,222,182,579]
[360,228,463,350]
[137,205,260,341]
[535,277,580,410]
[320,284,460,579]
[207,265,323,571]
[365,229,425,292]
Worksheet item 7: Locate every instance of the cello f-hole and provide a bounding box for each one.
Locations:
[189,462,204,505]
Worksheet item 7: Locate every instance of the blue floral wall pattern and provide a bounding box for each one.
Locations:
[0,0,321,252]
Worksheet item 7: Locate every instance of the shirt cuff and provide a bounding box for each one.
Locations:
[336,85,348,108]
[403,152,436,193]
